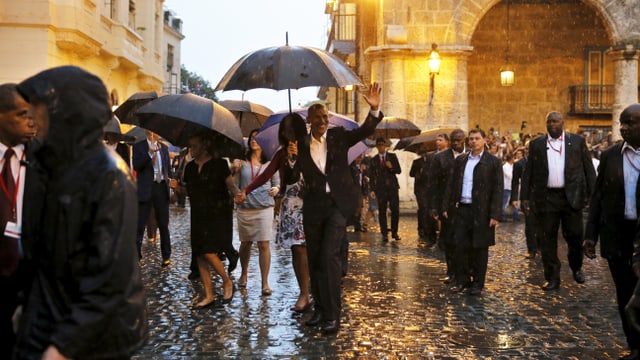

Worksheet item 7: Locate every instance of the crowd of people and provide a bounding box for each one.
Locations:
[2,65,640,359]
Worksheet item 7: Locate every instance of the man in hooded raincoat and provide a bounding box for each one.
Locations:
[13,66,147,359]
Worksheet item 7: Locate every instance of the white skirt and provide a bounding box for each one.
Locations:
[237,207,273,242]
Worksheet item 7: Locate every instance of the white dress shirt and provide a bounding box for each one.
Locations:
[622,142,640,220]
[546,132,565,188]
[1,143,26,255]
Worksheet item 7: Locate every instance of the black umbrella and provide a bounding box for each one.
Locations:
[114,91,165,123]
[103,116,136,143]
[215,35,363,111]
[396,127,459,153]
[369,116,421,140]
[133,93,243,157]
[219,99,273,137]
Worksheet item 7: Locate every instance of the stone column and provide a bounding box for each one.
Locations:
[610,45,638,141]
[366,46,410,119]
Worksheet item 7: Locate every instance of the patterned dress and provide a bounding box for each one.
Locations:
[276,177,306,248]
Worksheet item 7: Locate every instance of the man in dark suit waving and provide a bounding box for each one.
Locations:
[133,130,172,266]
[284,83,382,335]
[521,111,596,290]
[584,104,640,360]
[370,137,402,241]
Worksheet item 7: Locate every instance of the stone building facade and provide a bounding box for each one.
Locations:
[0,0,183,107]
[324,0,640,200]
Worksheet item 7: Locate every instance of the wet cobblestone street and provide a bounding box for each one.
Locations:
[132,204,628,359]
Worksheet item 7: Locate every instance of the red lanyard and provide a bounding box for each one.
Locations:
[250,162,263,180]
[0,151,24,219]
[547,136,563,155]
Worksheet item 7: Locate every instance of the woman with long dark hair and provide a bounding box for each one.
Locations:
[236,113,312,311]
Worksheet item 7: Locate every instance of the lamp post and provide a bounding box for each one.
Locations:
[500,0,515,86]
[428,43,440,106]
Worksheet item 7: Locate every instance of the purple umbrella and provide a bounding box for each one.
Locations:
[254,108,367,164]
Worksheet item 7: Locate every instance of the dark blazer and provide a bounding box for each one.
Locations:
[509,157,526,202]
[428,148,458,214]
[21,140,46,262]
[115,143,131,167]
[585,143,639,260]
[284,111,383,222]
[132,140,171,202]
[410,154,430,199]
[369,151,401,192]
[443,151,503,247]
[521,133,596,211]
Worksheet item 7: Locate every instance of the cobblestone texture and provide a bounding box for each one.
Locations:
[132,205,628,359]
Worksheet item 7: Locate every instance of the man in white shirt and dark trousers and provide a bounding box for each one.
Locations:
[521,111,596,291]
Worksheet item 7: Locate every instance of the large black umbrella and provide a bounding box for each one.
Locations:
[369,116,421,140]
[219,99,273,137]
[215,36,363,111]
[396,127,459,153]
[132,93,243,157]
[114,91,164,123]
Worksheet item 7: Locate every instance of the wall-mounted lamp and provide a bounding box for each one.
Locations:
[500,68,515,86]
[428,43,441,75]
[344,84,353,92]
[428,43,440,106]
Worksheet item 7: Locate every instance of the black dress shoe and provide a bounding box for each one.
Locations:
[524,252,536,259]
[188,272,200,280]
[573,270,585,284]
[227,250,239,275]
[542,280,560,290]
[162,259,171,267]
[320,320,339,334]
[467,285,483,296]
[441,275,454,284]
[392,233,401,241]
[382,234,389,242]
[620,349,640,360]
[449,282,469,293]
[306,312,322,326]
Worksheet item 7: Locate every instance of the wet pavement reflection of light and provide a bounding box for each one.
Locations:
[132,205,627,359]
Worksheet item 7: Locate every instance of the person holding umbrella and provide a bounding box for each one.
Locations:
[283,83,383,335]
[183,131,239,308]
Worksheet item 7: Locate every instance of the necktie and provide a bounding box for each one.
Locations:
[1,149,19,276]
[380,155,385,167]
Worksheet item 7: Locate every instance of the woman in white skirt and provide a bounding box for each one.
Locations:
[236,129,280,296]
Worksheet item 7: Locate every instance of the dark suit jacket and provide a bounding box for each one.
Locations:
[521,133,596,212]
[284,111,383,222]
[410,154,430,200]
[132,140,171,202]
[443,151,503,247]
[369,151,401,193]
[509,157,526,202]
[21,139,46,262]
[585,143,639,260]
[115,143,131,167]
[428,148,458,214]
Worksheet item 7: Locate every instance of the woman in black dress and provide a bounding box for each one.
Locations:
[183,131,238,308]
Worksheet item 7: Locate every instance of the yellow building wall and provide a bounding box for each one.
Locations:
[0,0,167,107]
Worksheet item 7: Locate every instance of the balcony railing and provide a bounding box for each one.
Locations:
[568,84,613,114]
[327,13,355,55]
